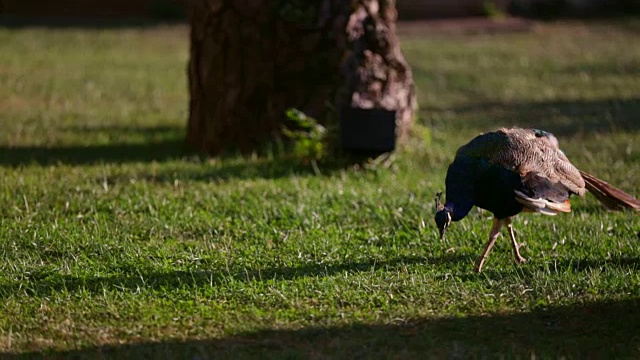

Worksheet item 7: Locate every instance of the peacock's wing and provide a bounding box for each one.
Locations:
[455,127,586,196]
[514,171,573,216]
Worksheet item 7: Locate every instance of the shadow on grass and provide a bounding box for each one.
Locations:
[458,255,640,282]
[0,140,354,181]
[0,124,363,180]
[1,255,639,357]
[0,125,190,166]
[444,99,640,136]
[0,0,188,27]
[560,62,640,77]
[427,97,640,136]
[0,16,187,30]
[0,253,467,300]
[0,135,381,188]
[0,140,189,167]
[5,297,640,359]
[2,253,637,300]
[3,98,638,171]
[117,158,360,184]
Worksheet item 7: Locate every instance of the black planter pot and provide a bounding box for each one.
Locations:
[340,107,397,157]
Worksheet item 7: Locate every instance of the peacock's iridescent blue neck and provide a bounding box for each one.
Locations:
[445,199,473,222]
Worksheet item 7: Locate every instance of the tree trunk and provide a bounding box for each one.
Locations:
[186,0,416,156]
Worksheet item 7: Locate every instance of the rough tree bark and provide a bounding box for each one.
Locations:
[187,0,416,156]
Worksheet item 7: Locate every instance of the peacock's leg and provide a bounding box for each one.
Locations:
[476,217,503,272]
[505,217,527,264]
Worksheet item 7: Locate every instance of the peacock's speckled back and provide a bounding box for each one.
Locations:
[455,128,586,196]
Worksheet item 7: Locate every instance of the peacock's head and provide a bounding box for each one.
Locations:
[433,192,451,240]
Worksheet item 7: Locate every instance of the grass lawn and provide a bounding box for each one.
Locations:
[1,20,640,358]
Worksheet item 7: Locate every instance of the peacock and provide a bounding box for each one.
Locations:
[434,127,640,272]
